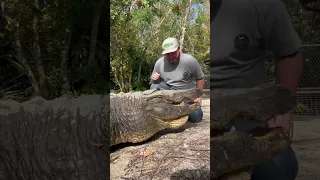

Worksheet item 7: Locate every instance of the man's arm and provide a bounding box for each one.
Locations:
[190,56,205,103]
[270,53,303,132]
[258,0,303,93]
[194,78,205,103]
[196,78,205,92]
[190,56,205,91]
[275,52,303,94]
[258,0,303,132]
[150,60,161,84]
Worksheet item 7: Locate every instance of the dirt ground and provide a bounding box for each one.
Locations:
[291,117,320,180]
[110,99,210,180]
[110,99,320,180]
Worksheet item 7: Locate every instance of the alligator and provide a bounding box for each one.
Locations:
[0,88,201,179]
[110,88,202,146]
[210,83,296,179]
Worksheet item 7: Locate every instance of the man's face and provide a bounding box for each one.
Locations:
[165,48,180,64]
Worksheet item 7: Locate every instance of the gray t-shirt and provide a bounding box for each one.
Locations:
[210,0,302,89]
[151,53,204,90]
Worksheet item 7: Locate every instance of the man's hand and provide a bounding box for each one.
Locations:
[151,72,161,81]
[267,110,293,133]
[194,97,202,104]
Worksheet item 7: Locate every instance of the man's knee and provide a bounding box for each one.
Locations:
[251,147,298,180]
[150,83,159,89]
[188,108,203,123]
[150,82,171,90]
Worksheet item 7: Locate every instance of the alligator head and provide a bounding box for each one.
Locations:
[142,88,202,128]
[110,88,202,146]
[210,83,296,179]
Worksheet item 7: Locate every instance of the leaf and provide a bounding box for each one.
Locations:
[143,148,152,157]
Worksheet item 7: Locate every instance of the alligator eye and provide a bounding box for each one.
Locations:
[153,107,163,113]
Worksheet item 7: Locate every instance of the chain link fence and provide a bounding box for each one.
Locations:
[295,44,320,116]
[265,44,320,116]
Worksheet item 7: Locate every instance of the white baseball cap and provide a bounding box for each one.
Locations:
[161,37,179,55]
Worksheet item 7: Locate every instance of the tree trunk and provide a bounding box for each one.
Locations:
[204,0,210,29]
[1,0,41,96]
[204,0,209,21]
[119,63,125,92]
[14,27,41,95]
[179,0,192,51]
[137,61,142,83]
[88,0,104,65]
[33,0,50,98]
[128,68,132,92]
[60,28,72,95]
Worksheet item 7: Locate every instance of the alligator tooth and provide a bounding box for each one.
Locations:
[223,150,229,161]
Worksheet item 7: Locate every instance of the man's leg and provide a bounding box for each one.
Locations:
[150,82,171,90]
[251,147,298,180]
[188,108,203,123]
[228,120,298,180]
[183,99,203,123]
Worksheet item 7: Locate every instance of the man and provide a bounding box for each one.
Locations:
[211,0,303,179]
[150,37,205,123]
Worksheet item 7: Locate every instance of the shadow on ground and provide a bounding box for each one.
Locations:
[110,122,199,153]
[291,138,320,144]
[169,166,210,180]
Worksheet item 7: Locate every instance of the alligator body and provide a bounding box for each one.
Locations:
[0,88,201,179]
[0,95,110,180]
[211,83,296,179]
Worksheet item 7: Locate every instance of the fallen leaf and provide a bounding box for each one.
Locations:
[143,148,152,157]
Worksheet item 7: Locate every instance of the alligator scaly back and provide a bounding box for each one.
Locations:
[0,95,109,180]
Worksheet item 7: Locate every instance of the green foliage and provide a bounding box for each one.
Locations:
[75,64,108,94]
[110,0,210,92]
[194,6,206,24]
[1,0,108,100]
[295,102,308,113]
[133,8,157,27]
[283,0,320,43]
[0,76,33,102]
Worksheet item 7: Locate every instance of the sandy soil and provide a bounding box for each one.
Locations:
[291,118,320,180]
[110,99,210,180]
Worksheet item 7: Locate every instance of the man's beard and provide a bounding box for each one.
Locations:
[167,55,180,64]
[168,58,176,64]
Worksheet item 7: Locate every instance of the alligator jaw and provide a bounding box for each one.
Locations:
[211,127,290,179]
[145,88,202,103]
[165,116,189,128]
[146,99,201,123]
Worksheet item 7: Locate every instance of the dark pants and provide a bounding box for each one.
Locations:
[228,120,299,180]
[150,82,203,123]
